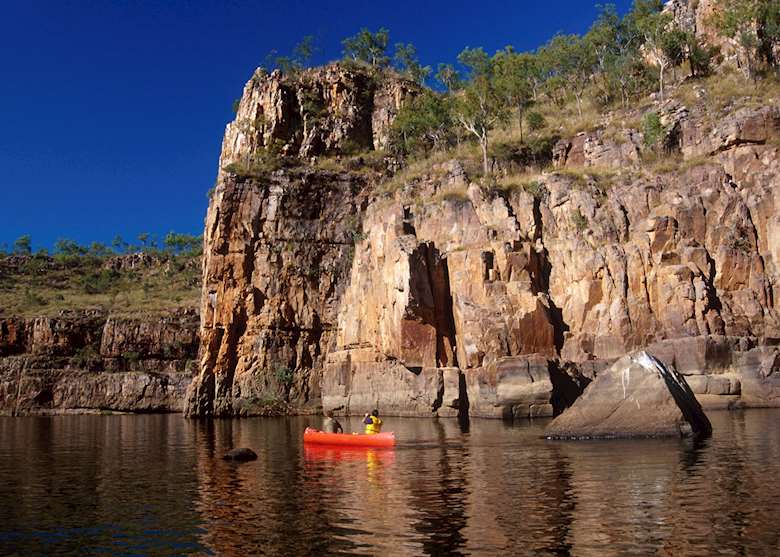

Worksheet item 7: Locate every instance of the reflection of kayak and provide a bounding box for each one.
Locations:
[303,427,396,447]
[303,445,396,464]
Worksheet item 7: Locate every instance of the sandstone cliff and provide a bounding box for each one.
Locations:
[186,61,780,419]
[0,255,200,414]
[0,310,198,414]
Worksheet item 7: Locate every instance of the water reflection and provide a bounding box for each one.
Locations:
[0,411,779,555]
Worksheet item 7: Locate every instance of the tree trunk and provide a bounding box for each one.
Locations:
[481,136,489,176]
[659,64,665,101]
[518,111,524,143]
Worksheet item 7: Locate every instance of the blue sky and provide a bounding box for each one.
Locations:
[0,0,633,251]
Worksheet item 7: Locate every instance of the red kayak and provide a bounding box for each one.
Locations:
[303,427,396,448]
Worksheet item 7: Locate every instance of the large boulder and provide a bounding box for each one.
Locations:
[544,351,712,439]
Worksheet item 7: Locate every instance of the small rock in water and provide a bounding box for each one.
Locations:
[222,448,258,461]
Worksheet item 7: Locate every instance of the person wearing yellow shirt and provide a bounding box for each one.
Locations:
[363,409,382,434]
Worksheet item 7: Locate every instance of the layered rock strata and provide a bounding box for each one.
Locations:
[186,63,780,419]
[0,310,198,415]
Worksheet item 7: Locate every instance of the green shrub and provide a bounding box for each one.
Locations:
[642,111,665,149]
[72,345,99,368]
[81,268,119,294]
[492,177,549,201]
[274,365,294,386]
[122,351,141,364]
[571,208,589,231]
[299,86,325,120]
[224,150,284,179]
[14,235,32,255]
[524,180,548,200]
[526,111,546,132]
[490,136,557,169]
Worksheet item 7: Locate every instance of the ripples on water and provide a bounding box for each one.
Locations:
[0,411,778,556]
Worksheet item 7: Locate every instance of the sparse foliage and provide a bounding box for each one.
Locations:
[454,47,508,175]
[435,63,462,91]
[492,47,535,141]
[394,42,431,84]
[631,0,678,99]
[642,110,666,148]
[13,235,32,255]
[712,0,780,78]
[342,28,390,68]
[390,89,454,156]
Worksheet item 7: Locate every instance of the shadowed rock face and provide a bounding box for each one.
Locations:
[186,62,780,419]
[185,169,372,417]
[544,351,712,439]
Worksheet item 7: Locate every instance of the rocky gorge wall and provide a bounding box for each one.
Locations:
[186,56,780,419]
[0,310,198,415]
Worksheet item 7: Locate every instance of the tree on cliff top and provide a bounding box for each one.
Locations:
[13,235,31,255]
[390,89,454,156]
[492,47,535,141]
[435,63,462,92]
[537,34,597,118]
[453,47,508,175]
[394,42,431,84]
[342,28,390,68]
[264,35,319,75]
[293,35,317,67]
[630,0,678,100]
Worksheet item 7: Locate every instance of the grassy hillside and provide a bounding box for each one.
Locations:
[0,253,200,317]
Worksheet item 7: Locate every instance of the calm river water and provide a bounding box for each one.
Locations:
[0,410,778,556]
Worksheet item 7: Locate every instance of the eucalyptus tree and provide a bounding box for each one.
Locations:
[390,90,454,155]
[492,47,535,141]
[538,34,596,118]
[394,43,431,84]
[630,0,685,100]
[342,28,391,68]
[453,47,508,175]
[435,63,462,92]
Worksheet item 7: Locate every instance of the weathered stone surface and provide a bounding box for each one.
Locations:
[221,64,418,166]
[545,352,712,439]
[185,167,371,417]
[553,129,642,169]
[0,310,199,415]
[187,64,780,419]
[682,106,780,159]
[322,348,462,417]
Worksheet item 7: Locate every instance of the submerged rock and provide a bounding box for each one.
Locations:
[545,351,712,439]
[222,448,258,461]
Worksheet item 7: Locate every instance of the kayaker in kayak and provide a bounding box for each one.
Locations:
[363,409,383,434]
[322,410,343,434]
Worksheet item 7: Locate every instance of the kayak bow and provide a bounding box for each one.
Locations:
[303,427,396,448]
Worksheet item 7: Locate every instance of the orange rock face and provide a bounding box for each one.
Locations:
[186,65,780,419]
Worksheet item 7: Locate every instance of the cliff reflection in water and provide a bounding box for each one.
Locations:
[191,412,780,556]
[0,411,779,556]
